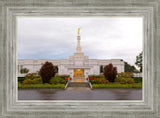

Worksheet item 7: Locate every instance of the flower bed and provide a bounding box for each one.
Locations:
[65,77,72,80]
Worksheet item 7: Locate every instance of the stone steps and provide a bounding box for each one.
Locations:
[73,77,85,79]
[67,82,90,87]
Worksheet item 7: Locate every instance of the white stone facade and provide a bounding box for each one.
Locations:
[18,57,124,78]
[18,29,124,78]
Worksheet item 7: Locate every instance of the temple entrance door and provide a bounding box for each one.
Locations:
[74,69,84,77]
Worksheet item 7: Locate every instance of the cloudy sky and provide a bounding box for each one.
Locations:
[17,17,143,65]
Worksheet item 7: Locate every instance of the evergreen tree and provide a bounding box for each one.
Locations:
[135,52,143,72]
[124,61,139,73]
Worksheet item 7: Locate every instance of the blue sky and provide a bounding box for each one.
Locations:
[17,17,143,65]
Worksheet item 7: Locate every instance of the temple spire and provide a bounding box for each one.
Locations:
[76,28,81,53]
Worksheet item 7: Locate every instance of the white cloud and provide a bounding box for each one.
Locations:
[17,17,143,65]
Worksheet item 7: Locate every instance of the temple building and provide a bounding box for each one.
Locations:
[18,28,124,79]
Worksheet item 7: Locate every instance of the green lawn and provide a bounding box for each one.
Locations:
[92,83,142,88]
[18,83,65,89]
[18,82,142,89]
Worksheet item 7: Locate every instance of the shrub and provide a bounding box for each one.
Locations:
[50,79,59,84]
[98,78,109,84]
[126,78,135,84]
[20,68,29,74]
[50,76,61,84]
[23,78,42,84]
[40,61,56,83]
[88,75,104,79]
[115,77,126,84]
[56,75,70,79]
[49,76,67,84]
[91,79,99,84]
[103,63,117,82]
[25,73,40,80]
[23,79,33,84]
[115,77,135,84]
[91,78,109,84]
[133,77,142,83]
[18,77,25,83]
[52,76,62,80]
[60,80,67,84]
[118,72,134,78]
[32,78,42,84]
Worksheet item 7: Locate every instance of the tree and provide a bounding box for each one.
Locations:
[40,61,56,83]
[124,61,139,73]
[103,63,117,82]
[20,68,29,74]
[135,52,143,72]
[100,65,103,73]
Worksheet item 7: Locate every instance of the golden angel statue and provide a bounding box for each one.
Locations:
[78,28,80,35]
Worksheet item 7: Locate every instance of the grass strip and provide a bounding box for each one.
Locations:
[18,83,65,89]
[92,83,142,88]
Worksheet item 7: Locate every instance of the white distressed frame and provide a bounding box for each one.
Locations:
[0,0,159,118]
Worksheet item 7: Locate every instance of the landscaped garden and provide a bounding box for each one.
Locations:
[18,61,70,89]
[18,62,142,89]
[87,64,142,88]
[87,74,142,89]
[88,75,142,88]
[18,73,70,89]
[88,75,142,89]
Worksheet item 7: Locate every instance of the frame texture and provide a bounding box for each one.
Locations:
[0,0,160,118]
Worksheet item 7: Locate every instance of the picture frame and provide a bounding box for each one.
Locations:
[0,0,159,117]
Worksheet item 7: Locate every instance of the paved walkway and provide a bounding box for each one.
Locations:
[18,88,142,100]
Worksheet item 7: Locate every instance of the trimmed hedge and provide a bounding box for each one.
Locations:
[88,75,104,78]
[18,77,25,83]
[18,83,65,89]
[92,83,142,88]
[56,75,70,78]
[133,77,142,83]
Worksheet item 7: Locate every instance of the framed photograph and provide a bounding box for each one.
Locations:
[17,17,143,101]
[0,0,159,118]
